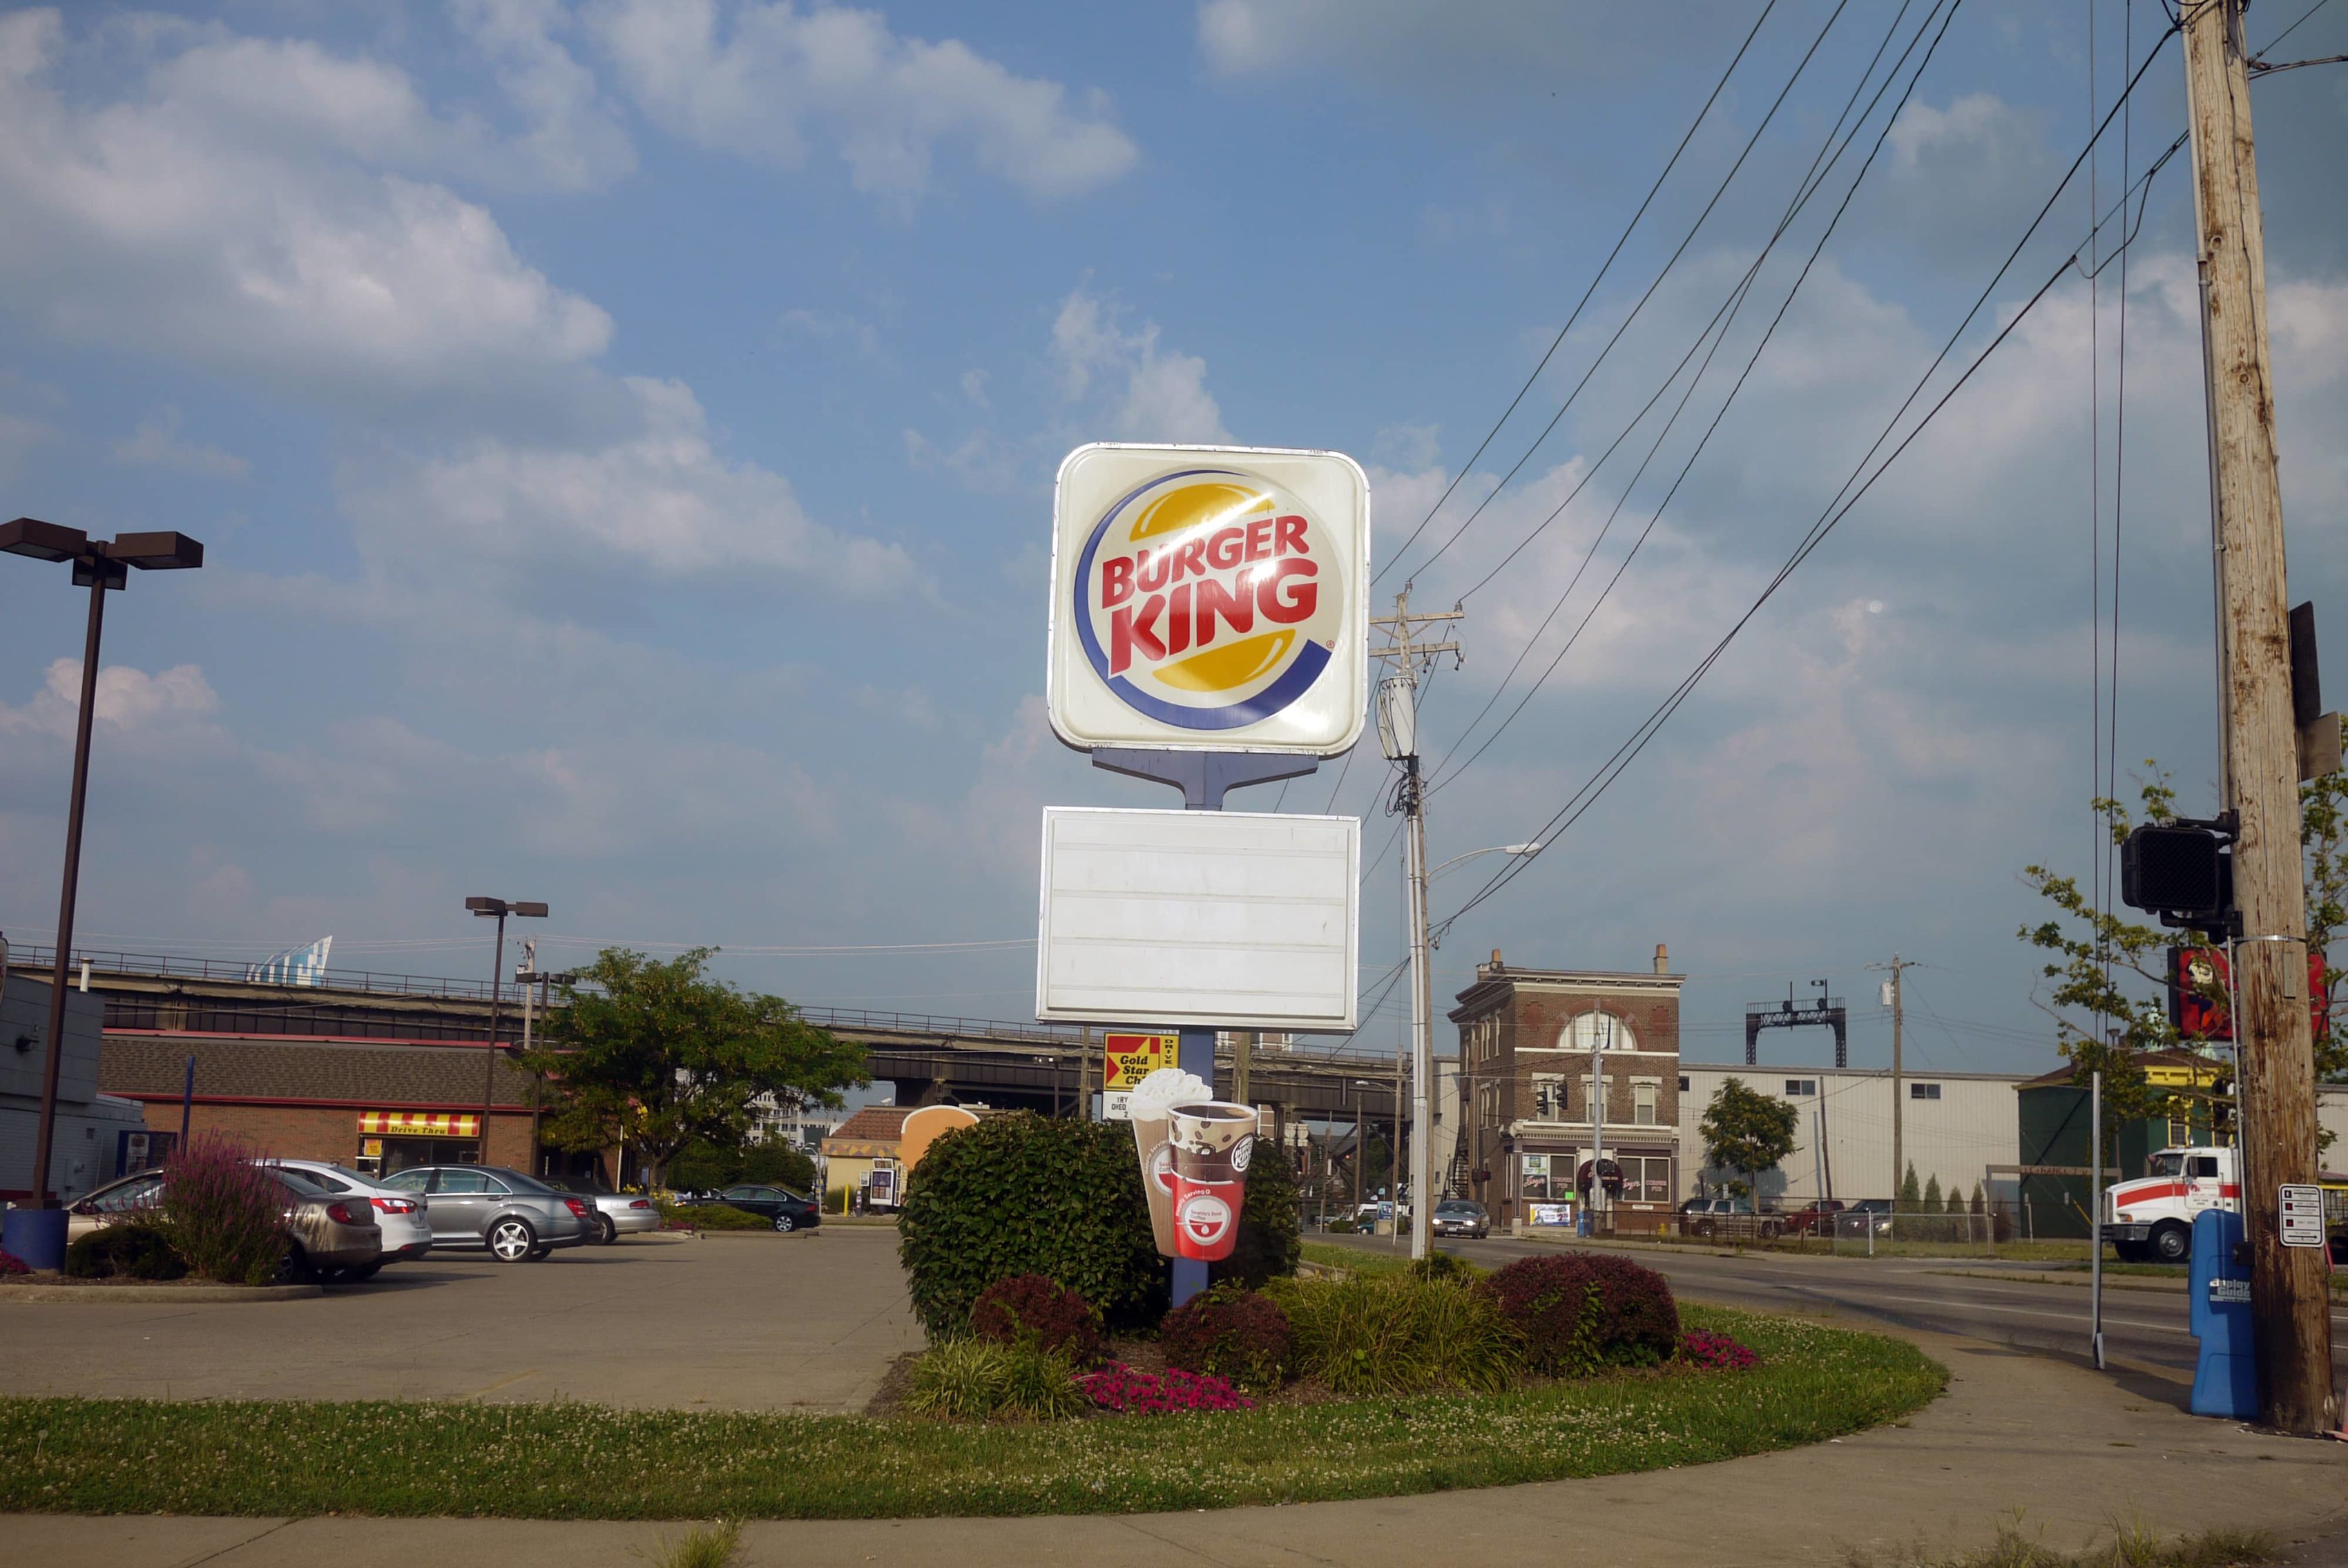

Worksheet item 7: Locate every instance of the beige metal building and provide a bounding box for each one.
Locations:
[1677,1063,2025,1206]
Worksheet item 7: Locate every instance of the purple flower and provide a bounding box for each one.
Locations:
[1079,1362,1255,1413]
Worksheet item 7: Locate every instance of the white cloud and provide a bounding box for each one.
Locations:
[0,658,219,738]
[345,376,916,589]
[587,0,1137,200]
[1050,287,1228,444]
[111,409,249,479]
[450,0,638,191]
[1195,1,1719,90]
[0,10,615,418]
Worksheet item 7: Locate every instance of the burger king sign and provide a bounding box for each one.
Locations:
[1048,443,1369,754]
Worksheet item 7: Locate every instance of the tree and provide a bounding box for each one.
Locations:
[1970,1181,1987,1217]
[1922,1174,1943,1212]
[522,947,867,1187]
[2019,744,2348,1161]
[1898,1163,1922,1213]
[1698,1078,1799,1203]
[666,1138,818,1193]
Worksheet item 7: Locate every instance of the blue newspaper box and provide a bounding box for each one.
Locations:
[2188,1208,2257,1420]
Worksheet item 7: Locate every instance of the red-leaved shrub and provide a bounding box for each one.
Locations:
[1160,1284,1293,1390]
[0,1248,28,1277]
[969,1272,1105,1364]
[162,1132,289,1286]
[1680,1330,1757,1370]
[1477,1253,1680,1373]
[1080,1363,1253,1413]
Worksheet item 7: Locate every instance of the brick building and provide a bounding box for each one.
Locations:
[99,1029,541,1177]
[1449,945,1684,1232]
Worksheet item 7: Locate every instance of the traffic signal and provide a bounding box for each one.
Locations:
[2121,815,2236,940]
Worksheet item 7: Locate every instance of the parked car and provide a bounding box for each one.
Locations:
[1432,1199,1490,1239]
[64,1165,382,1281]
[1779,1199,1848,1237]
[682,1183,822,1232]
[1680,1197,1776,1239]
[538,1177,661,1244]
[1846,1198,1897,1235]
[377,1165,593,1261]
[260,1160,433,1264]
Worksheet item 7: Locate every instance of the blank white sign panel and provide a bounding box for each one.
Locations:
[1036,807,1360,1030]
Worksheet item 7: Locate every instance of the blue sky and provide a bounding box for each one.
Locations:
[3,1,2345,1078]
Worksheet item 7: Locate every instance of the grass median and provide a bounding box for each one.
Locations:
[0,1305,1942,1520]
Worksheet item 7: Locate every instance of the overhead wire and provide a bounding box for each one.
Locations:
[1434,21,2188,938]
[1396,0,1860,590]
[1370,1,1783,587]
[1428,0,1965,795]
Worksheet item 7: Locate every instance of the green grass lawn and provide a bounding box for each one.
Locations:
[0,1306,1941,1520]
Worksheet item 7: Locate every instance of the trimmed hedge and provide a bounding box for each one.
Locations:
[1159,1284,1293,1390]
[898,1113,1164,1335]
[64,1223,187,1281]
[970,1275,1105,1365]
[1477,1253,1680,1373]
[1209,1136,1301,1290]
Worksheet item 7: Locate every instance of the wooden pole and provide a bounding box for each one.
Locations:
[2182,0,2335,1434]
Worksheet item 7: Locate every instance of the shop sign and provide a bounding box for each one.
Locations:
[1104,1032,1173,1092]
[358,1111,480,1138]
[1047,443,1369,755]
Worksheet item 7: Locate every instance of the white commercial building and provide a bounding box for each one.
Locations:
[1677,1063,2026,1207]
[1,969,147,1203]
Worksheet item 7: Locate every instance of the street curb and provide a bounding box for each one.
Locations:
[0,1281,323,1304]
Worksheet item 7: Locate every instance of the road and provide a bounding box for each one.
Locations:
[1316,1230,2348,1391]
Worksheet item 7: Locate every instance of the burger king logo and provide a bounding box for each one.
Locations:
[1072,469,1345,730]
[1229,1134,1254,1175]
[1177,1190,1235,1247]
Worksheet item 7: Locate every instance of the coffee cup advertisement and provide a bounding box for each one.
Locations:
[1168,1100,1257,1262]
[1127,1066,1210,1257]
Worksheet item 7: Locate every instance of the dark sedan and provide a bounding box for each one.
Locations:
[688,1183,822,1232]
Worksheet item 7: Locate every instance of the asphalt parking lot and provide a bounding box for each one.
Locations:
[0,1227,918,1412]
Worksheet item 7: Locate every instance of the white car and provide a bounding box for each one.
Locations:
[261,1160,434,1270]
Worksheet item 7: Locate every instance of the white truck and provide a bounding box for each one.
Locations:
[2102,1145,2236,1264]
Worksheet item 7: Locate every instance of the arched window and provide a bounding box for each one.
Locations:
[1559,1010,1637,1053]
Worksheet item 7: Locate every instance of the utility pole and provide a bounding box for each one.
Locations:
[1869,956,1917,1211]
[1372,589,1462,1261]
[2182,0,2335,1434]
[1588,999,1608,1230]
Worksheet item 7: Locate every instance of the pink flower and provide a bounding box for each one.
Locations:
[1079,1362,1255,1413]
[1679,1330,1758,1371]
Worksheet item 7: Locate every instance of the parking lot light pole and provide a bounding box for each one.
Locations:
[3,518,202,1211]
[466,897,546,1163]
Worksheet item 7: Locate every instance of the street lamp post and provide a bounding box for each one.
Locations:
[466,896,546,1164]
[3,519,202,1217]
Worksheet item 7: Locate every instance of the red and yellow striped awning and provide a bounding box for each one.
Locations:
[358,1111,480,1138]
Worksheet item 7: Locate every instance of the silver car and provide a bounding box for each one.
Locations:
[64,1165,382,1283]
[378,1165,591,1262]
[537,1177,662,1244]
[262,1160,434,1266]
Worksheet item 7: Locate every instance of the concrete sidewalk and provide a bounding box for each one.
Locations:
[8,1319,2347,1567]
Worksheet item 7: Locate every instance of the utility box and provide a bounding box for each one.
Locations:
[2188,1208,2258,1420]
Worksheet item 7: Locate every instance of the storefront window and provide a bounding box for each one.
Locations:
[1521,1152,1552,1200]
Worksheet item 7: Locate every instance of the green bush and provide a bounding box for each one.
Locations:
[902,1337,1088,1422]
[63,1222,187,1281]
[679,1203,769,1231]
[1407,1250,1481,1283]
[1323,1215,1358,1233]
[1264,1274,1526,1394]
[1210,1136,1301,1290]
[898,1113,1163,1336]
[666,1139,816,1194]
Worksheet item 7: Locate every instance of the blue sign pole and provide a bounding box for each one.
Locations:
[1093,747,1319,1310]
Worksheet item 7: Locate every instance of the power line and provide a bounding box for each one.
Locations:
[1371,1,1783,587]
[1435,23,2186,937]
[1387,0,1856,589]
[1428,0,1965,795]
